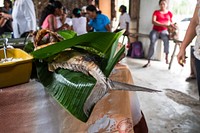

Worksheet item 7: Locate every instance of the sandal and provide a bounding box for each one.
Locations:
[143,63,151,68]
[185,75,196,82]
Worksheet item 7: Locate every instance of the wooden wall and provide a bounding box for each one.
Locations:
[99,0,111,19]
[33,0,89,19]
[130,0,140,20]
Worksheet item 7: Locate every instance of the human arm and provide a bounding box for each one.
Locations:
[115,23,120,30]
[125,14,131,35]
[48,15,69,32]
[87,19,93,32]
[0,17,7,27]
[152,11,170,27]
[177,5,199,66]
[0,11,12,27]
[104,15,111,32]
[0,12,12,19]
[152,16,170,27]
[105,24,111,32]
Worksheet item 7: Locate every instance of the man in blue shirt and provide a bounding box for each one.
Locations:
[86,5,111,32]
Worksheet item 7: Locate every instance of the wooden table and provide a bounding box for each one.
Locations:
[0,64,142,133]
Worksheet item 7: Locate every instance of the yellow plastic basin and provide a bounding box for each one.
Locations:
[0,48,33,88]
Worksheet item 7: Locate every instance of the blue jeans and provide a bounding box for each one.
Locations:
[147,30,169,59]
[195,58,200,97]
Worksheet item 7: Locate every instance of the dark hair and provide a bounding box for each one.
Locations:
[49,0,55,3]
[86,5,101,14]
[73,8,81,18]
[119,5,127,13]
[159,0,167,4]
[39,1,63,27]
[52,1,63,9]
[86,5,97,12]
[4,0,12,8]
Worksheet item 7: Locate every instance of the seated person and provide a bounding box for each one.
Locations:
[86,5,111,32]
[0,0,13,36]
[143,0,173,67]
[41,1,68,32]
[72,8,87,35]
[39,0,55,29]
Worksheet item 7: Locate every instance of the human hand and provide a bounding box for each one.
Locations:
[177,49,186,67]
[0,12,9,19]
[163,21,171,27]
[0,12,4,17]
[61,24,69,30]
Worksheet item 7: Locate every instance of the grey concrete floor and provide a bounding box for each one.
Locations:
[121,57,200,133]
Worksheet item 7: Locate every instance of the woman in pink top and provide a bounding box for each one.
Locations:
[42,1,68,32]
[143,0,173,67]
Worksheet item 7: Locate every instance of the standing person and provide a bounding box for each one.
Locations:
[177,1,200,100]
[72,8,87,35]
[116,5,131,36]
[143,0,173,67]
[12,0,36,38]
[185,46,196,81]
[41,1,68,32]
[86,5,111,32]
[39,0,55,28]
[0,0,13,35]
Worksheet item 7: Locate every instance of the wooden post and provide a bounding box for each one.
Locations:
[99,0,111,19]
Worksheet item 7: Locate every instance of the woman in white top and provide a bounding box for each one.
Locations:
[116,5,131,35]
[72,8,87,36]
[12,0,36,38]
[177,0,200,100]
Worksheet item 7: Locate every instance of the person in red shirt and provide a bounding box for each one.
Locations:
[143,0,173,67]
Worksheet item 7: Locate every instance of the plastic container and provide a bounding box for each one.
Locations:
[0,48,33,88]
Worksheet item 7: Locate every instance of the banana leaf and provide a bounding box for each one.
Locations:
[36,61,96,122]
[23,41,35,53]
[31,31,124,61]
[30,31,125,122]
[57,30,77,40]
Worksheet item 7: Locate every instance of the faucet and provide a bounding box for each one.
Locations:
[0,38,8,60]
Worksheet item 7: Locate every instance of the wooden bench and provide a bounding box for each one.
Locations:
[129,33,182,70]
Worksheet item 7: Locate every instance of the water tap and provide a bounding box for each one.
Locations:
[3,38,8,60]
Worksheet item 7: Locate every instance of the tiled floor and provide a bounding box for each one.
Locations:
[122,57,200,133]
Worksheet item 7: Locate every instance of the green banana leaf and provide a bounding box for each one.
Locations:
[57,30,77,40]
[30,31,125,122]
[31,31,124,60]
[36,61,96,122]
[23,41,35,53]
[105,44,125,77]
